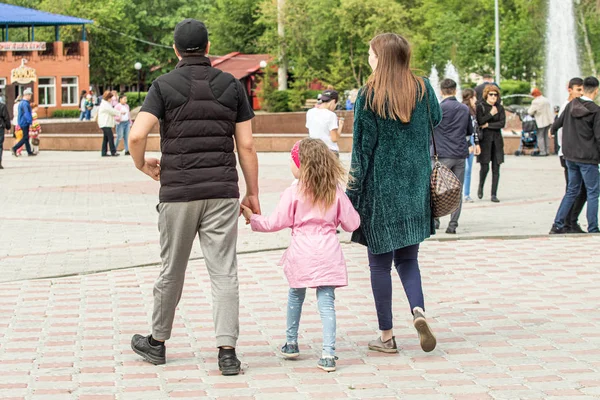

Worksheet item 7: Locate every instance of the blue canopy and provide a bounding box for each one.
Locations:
[0,3,93,27]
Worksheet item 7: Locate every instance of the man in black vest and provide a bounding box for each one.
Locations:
[128,19,260,375]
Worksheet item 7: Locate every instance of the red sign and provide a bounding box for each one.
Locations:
[0,42,47,51]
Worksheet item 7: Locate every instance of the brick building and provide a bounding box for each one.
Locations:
[0,3,92,118]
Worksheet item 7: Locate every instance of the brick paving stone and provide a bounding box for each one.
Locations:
[3,152,600,399]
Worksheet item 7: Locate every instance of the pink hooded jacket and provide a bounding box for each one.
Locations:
[250,181,360,289]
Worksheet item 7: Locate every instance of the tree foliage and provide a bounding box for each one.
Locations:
[3,0,599,94]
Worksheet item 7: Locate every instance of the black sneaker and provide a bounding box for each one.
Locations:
[491,196,500,203]
[445,226,456,234]
[11,149,18,157]
[111,153,120,157]
[0,163,3,169]
[27,152,37,157]
[218,349,241,376]
[125,151,131,155]
[549,224,569,235]
[280,342,300,359]
[130,334,166,365]
[568,224,586,234]
[317,356,338,372]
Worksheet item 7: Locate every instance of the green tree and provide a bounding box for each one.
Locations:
[207,0,265,55]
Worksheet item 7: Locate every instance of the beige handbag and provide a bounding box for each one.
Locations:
[425,91,462,218]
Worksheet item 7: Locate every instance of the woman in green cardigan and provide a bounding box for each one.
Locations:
[347,33,442,354]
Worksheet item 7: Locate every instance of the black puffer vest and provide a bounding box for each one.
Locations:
[153,56,241,202]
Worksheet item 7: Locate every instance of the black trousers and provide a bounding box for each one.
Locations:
[101,127,117,156]
[560,156,587,228]
[479,151,500,196]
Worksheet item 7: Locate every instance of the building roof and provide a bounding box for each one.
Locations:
[209,52,270,80]
[0,3,93,27]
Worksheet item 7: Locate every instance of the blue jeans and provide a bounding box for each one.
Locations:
[464,137,475,197]
[286,286,336,357]
[115,121,130,152]
[12,125,33,155]
[554,160,599,232]
[368,244,424,331]
[79,111,86,120]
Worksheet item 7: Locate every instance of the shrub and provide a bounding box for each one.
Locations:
[51,109,81,118]
[123,91,148,108]
[499,80,532,106]
[266,90,291,112]
[500,80,531,96]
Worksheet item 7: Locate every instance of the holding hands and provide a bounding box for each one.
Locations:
[240,204,253,224]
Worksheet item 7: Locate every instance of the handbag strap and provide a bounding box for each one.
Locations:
[424,88,438,161]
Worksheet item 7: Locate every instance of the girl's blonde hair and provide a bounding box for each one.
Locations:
[298,138,346,210]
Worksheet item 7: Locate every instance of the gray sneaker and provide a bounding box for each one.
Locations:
[413,307,436,352]
[280,342,300,359]
[317,356,338,372]
[367,336,398,353]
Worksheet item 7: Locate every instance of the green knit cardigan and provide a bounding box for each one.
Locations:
[347,78,442,254]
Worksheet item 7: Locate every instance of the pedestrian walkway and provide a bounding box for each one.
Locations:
[0,151,577,282]
[1,237,599,399]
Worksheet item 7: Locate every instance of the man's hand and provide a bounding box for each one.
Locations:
[241,194,261,216]
[139,158,160,181]
[474,145,481,155]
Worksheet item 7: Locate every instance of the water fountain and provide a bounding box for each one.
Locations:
[429,65,442,101]
[546,0,580,107]
[443,61,462,102]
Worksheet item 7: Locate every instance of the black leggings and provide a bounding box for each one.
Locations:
[480,160,500,196]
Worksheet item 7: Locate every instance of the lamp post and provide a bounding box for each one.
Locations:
[134,62,142,104]
[494,0,501,85]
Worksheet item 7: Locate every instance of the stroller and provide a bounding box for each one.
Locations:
[505,105,540,156]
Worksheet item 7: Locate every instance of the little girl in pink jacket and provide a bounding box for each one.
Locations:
[241,138,360,372]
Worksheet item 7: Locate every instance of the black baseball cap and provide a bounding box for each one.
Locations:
[174,19,209,53]
[320,90,339,102]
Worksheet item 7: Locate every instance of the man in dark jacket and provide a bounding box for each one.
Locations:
[550,76,600,233]
[128,19,260,375]
[433,79,479,234]
[0,100,11,169]
[474,74,494,102]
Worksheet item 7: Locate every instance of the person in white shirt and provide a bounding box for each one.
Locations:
[114,94,131,155]
[306,90,345,157]
[97,91,121,157]
[528,88,554,156]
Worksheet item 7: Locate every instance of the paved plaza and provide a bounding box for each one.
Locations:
[1,151,600,399]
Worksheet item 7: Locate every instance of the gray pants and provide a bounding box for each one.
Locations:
[538,125,550,156]
[436,158,466,228]
[152,198,240,348]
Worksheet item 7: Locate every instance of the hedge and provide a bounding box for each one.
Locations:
[123,91,148,108]
[51,109,81,118]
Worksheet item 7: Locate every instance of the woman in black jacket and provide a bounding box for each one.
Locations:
[476,85,506,202]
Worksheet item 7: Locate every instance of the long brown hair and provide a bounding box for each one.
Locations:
[365,33,425,122]
[462,88,476,115]
[298,138,346,210]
